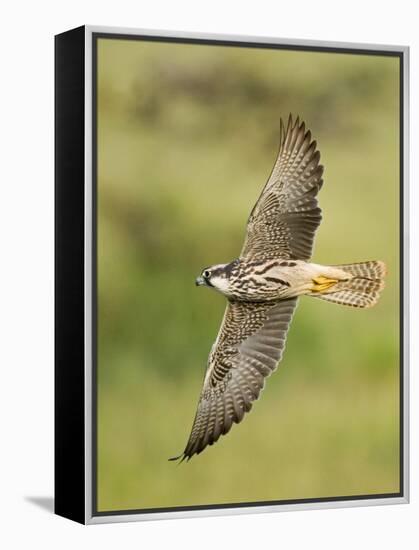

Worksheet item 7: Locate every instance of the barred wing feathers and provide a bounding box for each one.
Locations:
[241,115,324,262]
[170,298,298,461]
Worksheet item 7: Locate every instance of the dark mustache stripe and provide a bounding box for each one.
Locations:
[265,276,290,287]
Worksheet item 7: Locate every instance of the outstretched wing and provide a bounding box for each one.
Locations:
[241,115,324,262]
[170,297,298,461]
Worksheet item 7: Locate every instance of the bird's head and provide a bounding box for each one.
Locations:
[195,260,239,297]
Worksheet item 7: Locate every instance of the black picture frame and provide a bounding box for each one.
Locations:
[55,25,409,524]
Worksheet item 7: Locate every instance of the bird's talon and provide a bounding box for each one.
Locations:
[312,276,338,292]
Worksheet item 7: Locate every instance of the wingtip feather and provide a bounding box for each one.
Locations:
[286,113,293,133]
[168,453,188,464]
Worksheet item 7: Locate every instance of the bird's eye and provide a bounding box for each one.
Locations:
[203,270,211,278]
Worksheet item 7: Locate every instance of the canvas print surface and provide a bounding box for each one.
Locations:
[95,36,401,513]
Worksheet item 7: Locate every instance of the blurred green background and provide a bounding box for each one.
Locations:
[97,38,400,512]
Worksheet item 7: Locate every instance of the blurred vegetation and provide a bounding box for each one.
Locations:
[97,38,400,512]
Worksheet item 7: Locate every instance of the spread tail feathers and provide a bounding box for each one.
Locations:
[311,261,386,308]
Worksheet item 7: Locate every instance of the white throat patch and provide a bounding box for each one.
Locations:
[209,275,230,294]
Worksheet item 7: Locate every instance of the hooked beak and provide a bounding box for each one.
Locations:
[195,276,206,287]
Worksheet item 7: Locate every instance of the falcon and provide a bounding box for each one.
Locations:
[170,115,386,462]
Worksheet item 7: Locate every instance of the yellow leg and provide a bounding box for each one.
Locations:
[311,276,338,292]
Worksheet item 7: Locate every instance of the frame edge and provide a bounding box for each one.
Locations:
[55,24,86,525]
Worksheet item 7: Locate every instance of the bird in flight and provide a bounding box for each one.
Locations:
[170,115,386,462]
